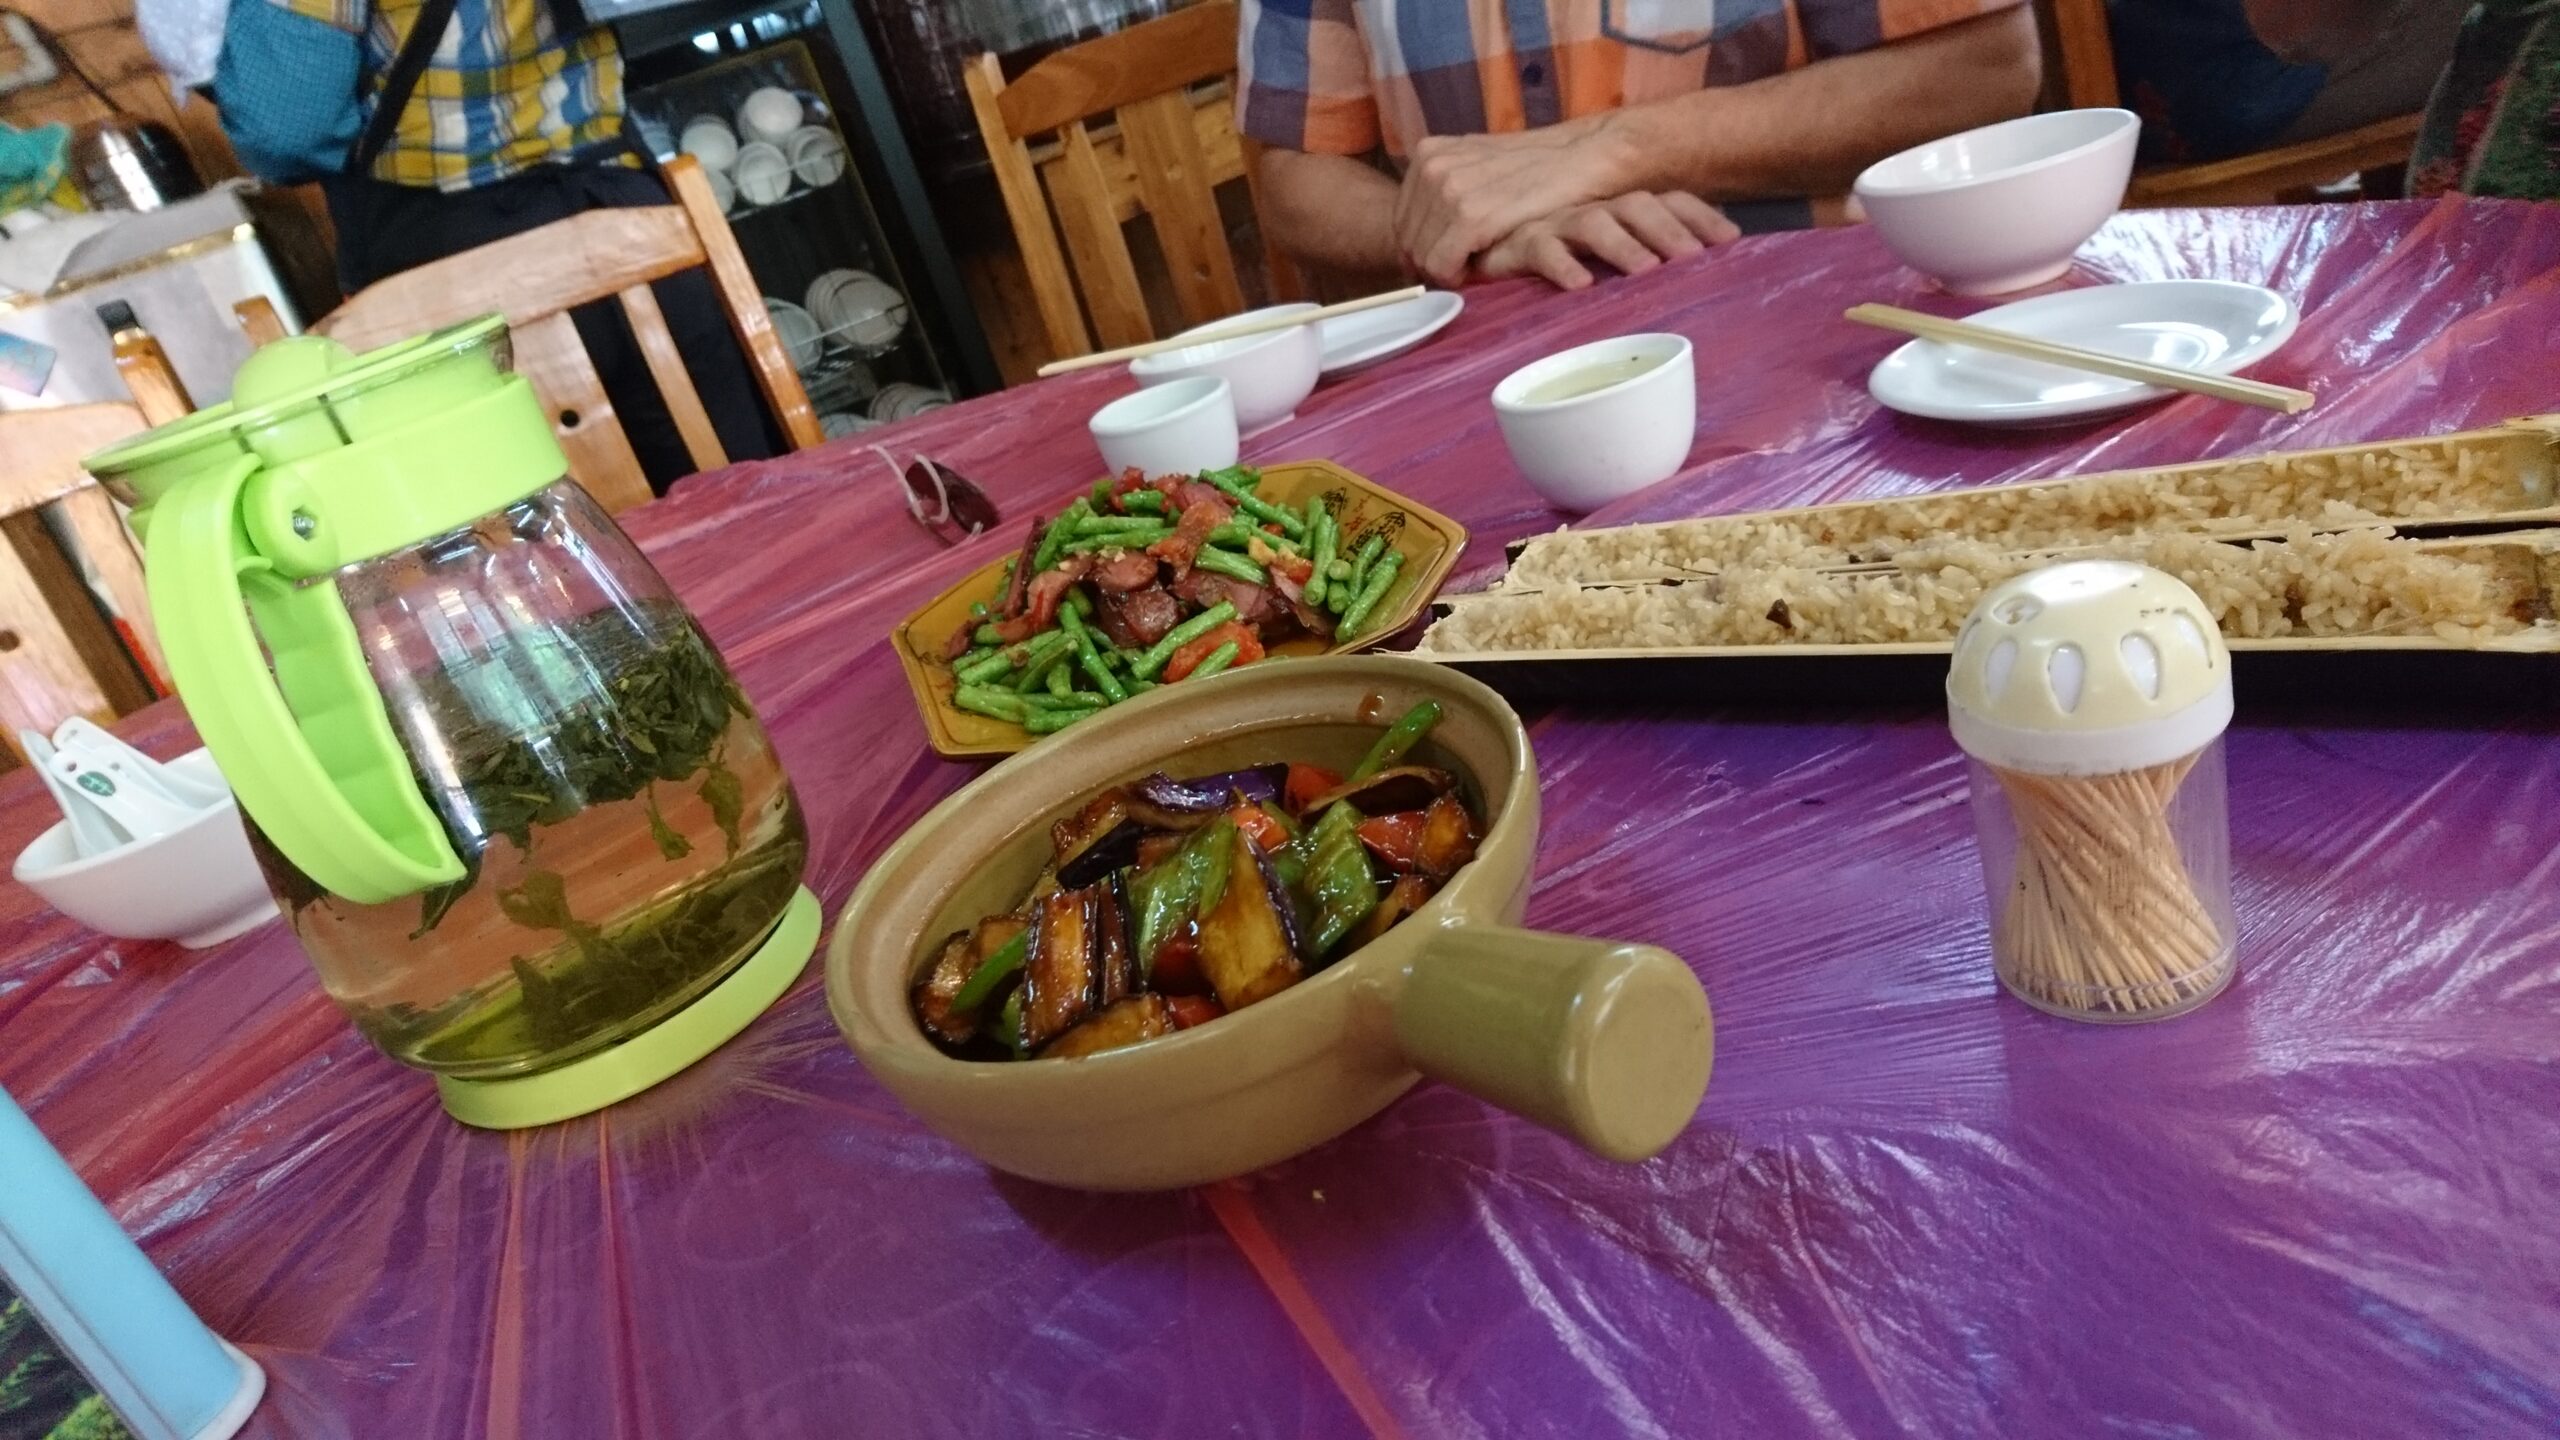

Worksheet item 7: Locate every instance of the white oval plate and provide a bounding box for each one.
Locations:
[1317,290,1464,376]
[1868,280,2298,426]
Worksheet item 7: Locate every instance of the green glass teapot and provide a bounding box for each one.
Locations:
[85,318,815,1128]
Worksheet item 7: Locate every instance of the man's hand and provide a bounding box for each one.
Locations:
[1474,193,1740,289]
[1393,121,1637,286]
[1256,9,2037,284]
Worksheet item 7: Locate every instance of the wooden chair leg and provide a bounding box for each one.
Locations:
[665,155,825,452]
[111,330,194,426]
[54,486,163,689]
[617,283,729,474]
[1050,122,1155,351]
[234,296,289,346]
[0,513,147,752]
[969,53,1096,363]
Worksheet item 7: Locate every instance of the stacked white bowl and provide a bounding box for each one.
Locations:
[737,87,804,145]
[732,141,791,205]
[806,268,908,353]
[869,383,950,422]
[765,297,824,371]
[677,89,834,212]
[785,125,847,188]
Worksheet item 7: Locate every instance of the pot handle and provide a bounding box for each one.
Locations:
[1392,924,1712,1162]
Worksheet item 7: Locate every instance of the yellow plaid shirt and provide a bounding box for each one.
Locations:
[279,0,630,191]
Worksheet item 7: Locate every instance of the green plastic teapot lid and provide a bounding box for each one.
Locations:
[85,315,510,492]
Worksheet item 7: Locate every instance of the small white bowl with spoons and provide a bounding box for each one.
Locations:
[11,721,277,948]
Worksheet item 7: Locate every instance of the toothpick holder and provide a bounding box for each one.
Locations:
[1947,561,2239,1022]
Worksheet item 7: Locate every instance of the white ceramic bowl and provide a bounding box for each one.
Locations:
[869,383,953,422]
[808,268,907,351]
[784,125,847,187]
[678,117,738,171]
[1129,304,1322,437]
[732,141,791,205]
[828,357,879,405]
[1854,108,2140,297]
[764,297,823,370]
[1491,333,1696,512]
[10,750,278,949]
[704,166,736,215]
[737,87,805,145]
[1091,376,1239,479]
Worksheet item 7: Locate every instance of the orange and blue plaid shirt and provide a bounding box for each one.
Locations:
[275,0,629,191]
[1238,0,2025,158]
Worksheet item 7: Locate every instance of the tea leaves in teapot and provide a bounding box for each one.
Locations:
[497,868,577,932]
[645,787,694,861]
[460,842,803,1058]
[295,600,809,1073]
[404,612,753,935]
[412,857,477,939]
[245,821,329,915]
[699,763,744,858]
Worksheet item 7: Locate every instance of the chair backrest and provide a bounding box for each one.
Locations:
[315,157,822,512]
[0,403,159,768]
[233,295,290,347]
[966,0,1305,364]
[2031,0,2420,205]
[110,327,196,427]
[2033,0,2120,109]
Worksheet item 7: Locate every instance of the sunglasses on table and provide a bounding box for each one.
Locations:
[876,444,1002,545]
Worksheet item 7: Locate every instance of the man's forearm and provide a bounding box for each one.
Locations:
[1255,7,2037,281]
[1256,148,1406,276]
[1588,8,2043,201]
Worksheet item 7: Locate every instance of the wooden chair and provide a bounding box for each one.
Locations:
[106,321,196,428]
[315,156,822,512]
[233,296,290,347]
[0,403,161,769]
[2037,0,2421,206]
[966,0,1306,365]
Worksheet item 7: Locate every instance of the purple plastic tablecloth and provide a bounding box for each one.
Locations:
[5,198,2558,1438]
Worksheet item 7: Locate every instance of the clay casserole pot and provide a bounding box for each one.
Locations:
[826,656,1712,1191]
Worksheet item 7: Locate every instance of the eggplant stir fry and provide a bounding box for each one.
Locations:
[938,466,1410,735]
[913,702,1477,1060]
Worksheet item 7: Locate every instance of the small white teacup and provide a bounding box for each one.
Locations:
[1090,376,1239,480]
[1491,334,1696,512]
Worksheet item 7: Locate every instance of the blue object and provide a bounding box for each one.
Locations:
[0,121,69,211]
[2107,0,2328,163]
[0,1087,262,1440]
[0,329,57,397]
[211,0,361,184]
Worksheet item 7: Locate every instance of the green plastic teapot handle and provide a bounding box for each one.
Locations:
[146,455,463,904]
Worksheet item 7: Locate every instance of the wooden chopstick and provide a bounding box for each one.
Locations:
[1844,302,2314,414]
[1035,286,1430,377]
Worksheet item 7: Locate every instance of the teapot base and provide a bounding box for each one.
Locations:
[435,886,820,1129]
